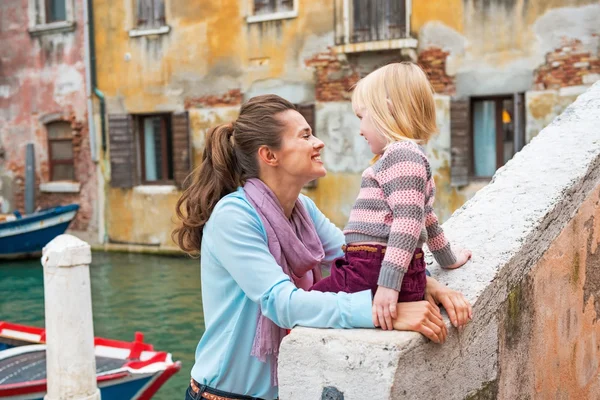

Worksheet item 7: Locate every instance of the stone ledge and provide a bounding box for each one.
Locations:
[40,181,81,193]
[279,81,600,399]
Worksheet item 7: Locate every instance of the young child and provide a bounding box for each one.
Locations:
[310,62,471,330]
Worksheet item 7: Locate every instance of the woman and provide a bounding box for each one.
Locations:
[173,94,472,400]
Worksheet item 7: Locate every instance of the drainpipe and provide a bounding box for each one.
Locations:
[83,0,97,161]
[86,0,107,152]
[85,0,108,244]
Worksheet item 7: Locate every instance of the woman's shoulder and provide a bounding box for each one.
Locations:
[208,188,263,230]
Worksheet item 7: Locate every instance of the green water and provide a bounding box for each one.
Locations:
[0,252,204,400]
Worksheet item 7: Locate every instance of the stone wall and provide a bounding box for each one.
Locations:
[278,82,600,400]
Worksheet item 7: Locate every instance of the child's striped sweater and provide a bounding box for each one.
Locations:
[343,141,457,291]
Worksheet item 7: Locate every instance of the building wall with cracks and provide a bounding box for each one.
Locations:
[92,0,600,247]
[278,81,600,400]
[0,0,99,242]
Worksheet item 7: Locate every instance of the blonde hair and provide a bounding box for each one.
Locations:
[352,62,437,146]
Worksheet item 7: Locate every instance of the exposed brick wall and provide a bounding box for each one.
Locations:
[0,0,97,238]
[184,89,242,108]
[418,47,456,95]
[534,39,600,90]
[305,49,360,102]
[11,115,94,231]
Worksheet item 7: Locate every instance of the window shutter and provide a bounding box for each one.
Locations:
[296,104,318,189]
[450,99,470,187]
[153,0,165,25]
[137,0,152,27]
[513,93,526,152]
[254,0,273,14]
[171,112,191,189]
[108,114,136,188]
[296,104,315,133]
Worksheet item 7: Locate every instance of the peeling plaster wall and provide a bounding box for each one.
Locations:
[279,82,600,400]
[416,1,600,97]
[97,0,600,246]
[0,0,98,240]
[96,0,339,244]
[106,186,180,246]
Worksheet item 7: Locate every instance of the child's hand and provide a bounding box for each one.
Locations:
[444,249,472,270]
[372,286,400,330]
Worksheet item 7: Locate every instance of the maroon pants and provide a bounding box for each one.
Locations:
[309,245,427,302]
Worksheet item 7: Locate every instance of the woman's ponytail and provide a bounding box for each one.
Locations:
[172,94,296,256]
[172,123,241,257]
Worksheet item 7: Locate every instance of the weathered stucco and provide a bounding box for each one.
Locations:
[279,82,600,400]
[106,186,180,247]
[417,1,600,97]
[0,0,98,240]
[498,184,600,399]
[96,0,599,246]
[526,87,586,142]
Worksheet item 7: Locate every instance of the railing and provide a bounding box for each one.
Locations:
[336,0,407,45]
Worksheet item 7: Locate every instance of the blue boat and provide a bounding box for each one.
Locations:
[0,204,79,259]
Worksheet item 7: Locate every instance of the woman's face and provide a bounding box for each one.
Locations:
[272,109,326,184]
[355,107,388,155]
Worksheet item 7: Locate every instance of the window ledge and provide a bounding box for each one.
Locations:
[246,10,298,24]
[28,21,76,36]
[333,37,418,54]
[129,25,171,38]
[40,181,81,193]
[133,185,177,195]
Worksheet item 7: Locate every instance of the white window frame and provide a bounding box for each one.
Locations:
[28,0,76,36]
[335,0,414,50]
[246,0,298,24]
[128,0,170,38]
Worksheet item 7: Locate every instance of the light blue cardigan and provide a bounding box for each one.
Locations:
[190,188,374,399]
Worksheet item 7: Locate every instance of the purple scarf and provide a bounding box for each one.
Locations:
[243,178,324,386]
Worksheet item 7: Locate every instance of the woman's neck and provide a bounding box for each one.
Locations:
[259,175,304,218]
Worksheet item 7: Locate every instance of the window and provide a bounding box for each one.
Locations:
[247,0,297,23]
[47,121,75,181]
[471,96,524,178]
[253,0,293,15]
[334,0,412,47]
[46,0,66,23]
[450,94,525,186]
[136,0,166,29]
[28,0,75,35]
[108,112,190,189]
[138,115,173,183]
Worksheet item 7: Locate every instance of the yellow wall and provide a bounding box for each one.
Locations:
[95,0,599,246]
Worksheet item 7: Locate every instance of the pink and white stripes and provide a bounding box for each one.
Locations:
[344,141,457,291]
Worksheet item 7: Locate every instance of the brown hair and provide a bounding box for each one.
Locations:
[172,94,296,256]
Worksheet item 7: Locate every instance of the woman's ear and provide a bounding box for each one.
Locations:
[257,145,279,167]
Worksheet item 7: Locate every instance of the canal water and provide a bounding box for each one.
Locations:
[0,251,204,399]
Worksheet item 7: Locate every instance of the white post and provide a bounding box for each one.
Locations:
[42,234,101,400]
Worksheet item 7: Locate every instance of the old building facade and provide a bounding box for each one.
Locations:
[0,0,100,243]
[92,0,600,248]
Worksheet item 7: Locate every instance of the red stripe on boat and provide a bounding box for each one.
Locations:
[136,362,182,400]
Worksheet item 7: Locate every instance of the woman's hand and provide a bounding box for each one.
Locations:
[425,276,472,328]
[444,248,472,270]
[392,301,448,343]
[373,286,400,330]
